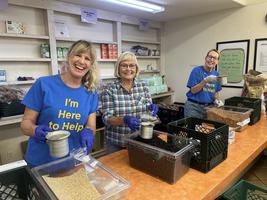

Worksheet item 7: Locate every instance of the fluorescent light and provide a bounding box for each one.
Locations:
[103,0,165,13]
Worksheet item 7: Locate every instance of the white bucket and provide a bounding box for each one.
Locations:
[46,130,70,158]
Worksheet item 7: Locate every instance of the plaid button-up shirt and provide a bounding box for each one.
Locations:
[101,79,153,147]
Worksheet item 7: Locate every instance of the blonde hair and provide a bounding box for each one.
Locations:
[114,51,140,78]
[67,40,99,91]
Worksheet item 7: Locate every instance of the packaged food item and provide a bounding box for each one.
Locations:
[40,44,50,58]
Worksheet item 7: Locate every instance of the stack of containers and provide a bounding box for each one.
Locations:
[142,75,168,95]
[224,96,261,125]
[206,106,253,132]
[167,117,229,173]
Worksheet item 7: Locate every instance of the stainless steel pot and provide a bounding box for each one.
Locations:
[140,122,154,139]
[46,130,70,158]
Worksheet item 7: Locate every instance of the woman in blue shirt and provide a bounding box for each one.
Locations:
[184,49,222,119]
[21,40,99,166]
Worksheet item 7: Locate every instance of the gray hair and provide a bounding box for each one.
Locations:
[114,51,140,78]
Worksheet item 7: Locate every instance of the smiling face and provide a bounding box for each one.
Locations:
[68,52,92,80]
[204,50,220,72]
[119,59,138,81]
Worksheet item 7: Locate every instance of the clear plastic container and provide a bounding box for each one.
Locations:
[31,152,130,200]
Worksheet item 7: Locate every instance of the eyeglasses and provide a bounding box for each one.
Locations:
[206,55,219,61]
[120,63,137,69]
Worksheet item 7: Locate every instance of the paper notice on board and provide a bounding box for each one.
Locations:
[80,7,97,24]
[218,48,245,83]
[139,19,150,31]
[257,42,267,72]
[54,20,70,37]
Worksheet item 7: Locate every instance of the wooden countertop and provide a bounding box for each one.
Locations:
[99,116,267,200]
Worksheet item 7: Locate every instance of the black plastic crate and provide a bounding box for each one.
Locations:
[167,117,229,173]
[0,166,49,200]
[219,179,267,200]
[0,100,25,118]
[155,103,184,132]
[96,111,104,129]
[224,96,261,125]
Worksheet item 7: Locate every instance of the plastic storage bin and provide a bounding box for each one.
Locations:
[224,96,261,125]
[167,117,229,173]
[0,100,25,118]
[126,131,197,184]
[0,166,49,199]
[220,179,267,200]
[31,154,130,200]
[206,106,253,131]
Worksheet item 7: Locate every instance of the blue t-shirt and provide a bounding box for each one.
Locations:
[22,75,98,166]
[186,66,221,104]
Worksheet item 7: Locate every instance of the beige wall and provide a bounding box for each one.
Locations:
[164,2,267,103]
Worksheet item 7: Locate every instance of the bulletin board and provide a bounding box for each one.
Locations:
[253,38,267,72]
[216,40,250,88]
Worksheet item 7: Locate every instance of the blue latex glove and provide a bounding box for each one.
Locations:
[79,128,94,155]
[148,104,159,116]
[123,116,140,131]
[34,125,52,143]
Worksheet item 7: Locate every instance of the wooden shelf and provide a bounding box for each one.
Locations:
[151,91,174,99]
[0,115,23,127]
[101,76,116,80]
[0,80,35,86]
[57,58,117,62]
[98,59,117,62]
[122,39,160,45]
[0,33,49,40]
[137,56,160,59]
[140,70,160,74]
[0,58,51,62]
[56,37,117,44]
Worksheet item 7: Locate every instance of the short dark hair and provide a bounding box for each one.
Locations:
[206,49,220,59]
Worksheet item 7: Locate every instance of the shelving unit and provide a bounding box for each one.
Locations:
[0,33,49,40]
[0,80,35,86]
[0,0,171,165]
[0,115,23,127]
[0,4,51,83]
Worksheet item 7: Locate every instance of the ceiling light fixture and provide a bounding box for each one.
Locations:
[103,0,165,13]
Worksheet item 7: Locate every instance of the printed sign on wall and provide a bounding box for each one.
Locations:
[81,7,97,24]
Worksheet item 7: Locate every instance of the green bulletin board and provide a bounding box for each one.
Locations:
[218,48,245,83]
[216,40,249,88]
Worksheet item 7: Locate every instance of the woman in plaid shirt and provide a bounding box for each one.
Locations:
[101,51,159,154]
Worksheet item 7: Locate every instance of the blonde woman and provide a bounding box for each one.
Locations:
[101,51,158,154]
[21,40,99,166]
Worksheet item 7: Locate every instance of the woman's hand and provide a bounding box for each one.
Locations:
[79,128,95,154]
